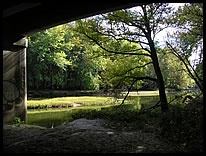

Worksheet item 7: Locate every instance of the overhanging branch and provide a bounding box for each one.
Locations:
[84,33,151,57]
[113,75,157,110]
[125,76,158,82]
[115,62,153,78]
[114,77,139,110]
[166,41,203,93]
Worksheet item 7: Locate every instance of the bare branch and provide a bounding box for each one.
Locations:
[107,12,148,35]
[166,41,203,93]
[83,33,151,57]
[125,76,158,82]
[119,37,149,45]
[114,75,158,110]
[114,77,139,110]
[139,40,151,53]
[139,100,161,114]
[115,62,153,78]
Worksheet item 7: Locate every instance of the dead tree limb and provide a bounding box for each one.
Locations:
[114,78,138,110]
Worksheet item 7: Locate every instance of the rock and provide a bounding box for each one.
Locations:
[72,103,83,107]
[3,118,180,153]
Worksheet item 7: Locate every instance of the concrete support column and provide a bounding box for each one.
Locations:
[3,37,28,123]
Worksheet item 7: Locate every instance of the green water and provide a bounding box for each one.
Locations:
[27,95,162,128]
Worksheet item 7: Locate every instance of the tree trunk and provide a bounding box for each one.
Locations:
[152,53,169,112]
[148,36,169,112]
[140,4,169,112]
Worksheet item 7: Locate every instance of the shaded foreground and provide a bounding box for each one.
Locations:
[3,92,203,153]
[3,118,179,153]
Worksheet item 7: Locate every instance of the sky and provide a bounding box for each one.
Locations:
[125,3,185,48]
[153,3,185,47]
[149,3,199,66]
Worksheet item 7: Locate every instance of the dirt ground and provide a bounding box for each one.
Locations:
[3,118,181,153]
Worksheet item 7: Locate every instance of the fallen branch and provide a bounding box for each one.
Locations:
[114,78,139,110]
[139,100,161,114]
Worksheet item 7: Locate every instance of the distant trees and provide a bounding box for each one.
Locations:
[27,24,103,90]
[27,25,72,89]
[158,47,195,90]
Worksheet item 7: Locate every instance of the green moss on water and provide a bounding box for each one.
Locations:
[27,96,115,109]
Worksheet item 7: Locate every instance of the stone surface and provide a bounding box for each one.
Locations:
[3,118,180,153]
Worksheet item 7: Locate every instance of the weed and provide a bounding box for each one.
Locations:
[13,117,25,125]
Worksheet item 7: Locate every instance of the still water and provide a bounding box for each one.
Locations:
[27,95,161,128]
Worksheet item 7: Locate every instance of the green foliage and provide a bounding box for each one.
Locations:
[75,4,176,112]
[167,3,203,50]
[75,15,153,91]
[27,3,201,93]
[158,47,195,89]
[27,24,105,90]
[101,42,150,89]
[142,46,195,90]
[13,117,25,125]
[167,3,203,57]
[27,25,72,89]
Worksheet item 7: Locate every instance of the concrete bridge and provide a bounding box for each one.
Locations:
[3,1,145,123]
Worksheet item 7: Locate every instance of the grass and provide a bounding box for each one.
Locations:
[27,96,117,108]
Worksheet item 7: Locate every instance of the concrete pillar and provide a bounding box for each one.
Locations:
[3,37,28,123]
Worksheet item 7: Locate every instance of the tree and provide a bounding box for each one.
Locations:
[158,47,195,90]
[63,23,106,90]
[28,23,106,91]
[27,25,72,89]
[166,3,203,93]
[99,40,152,90]
[75,3,173,112]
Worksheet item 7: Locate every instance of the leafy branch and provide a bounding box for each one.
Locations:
[166,41,203,93]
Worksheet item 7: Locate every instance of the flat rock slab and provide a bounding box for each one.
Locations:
[3,118,179,153]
